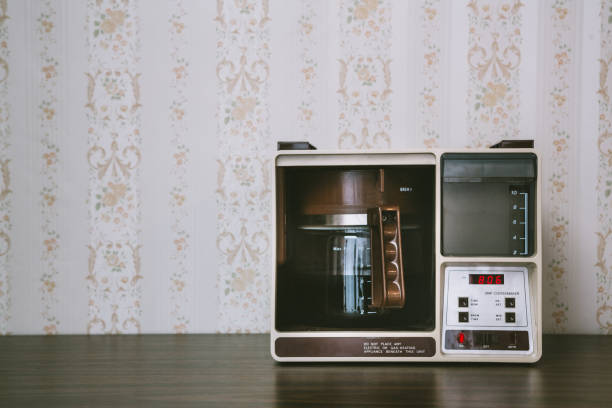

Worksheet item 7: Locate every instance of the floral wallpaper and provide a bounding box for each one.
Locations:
[466,0,523,148]
[37,0,61,335]
[168,0,191,334]
[542,0,576,333]
[85,0,143,334]
[297,0,317,140]
[419,0,443,148]
[0,0,609,335]
[597,0,612,335]
[0,0,11,336]
[337,0,392,149]
[215,0,272,333]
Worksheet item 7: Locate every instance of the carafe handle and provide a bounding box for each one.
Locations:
[367,206,405,309]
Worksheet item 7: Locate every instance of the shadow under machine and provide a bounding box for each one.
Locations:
[271,141,541,363]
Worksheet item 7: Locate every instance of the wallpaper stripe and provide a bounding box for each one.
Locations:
[542,0,577,333]
[168,0,190,334]
[215,0,272,333]
[337,0,392,149]
[597,0,612,334]
[0,0,10,336]
[297,0,317,141]
[85,0,143,334]
[466,0,523,148]
[36,0,60,335]
[419,0,443,148]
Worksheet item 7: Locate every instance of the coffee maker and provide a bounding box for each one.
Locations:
[271,141,541,363]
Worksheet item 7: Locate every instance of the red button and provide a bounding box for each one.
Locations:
[457,332,465,344]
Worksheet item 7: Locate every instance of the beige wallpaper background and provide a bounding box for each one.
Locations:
[0,0,610,334]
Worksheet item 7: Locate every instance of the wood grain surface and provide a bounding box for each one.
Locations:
[0,334,610,407]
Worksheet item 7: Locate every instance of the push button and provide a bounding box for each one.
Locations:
[505,297,515,308]
[505,312,516,323]
[459,312,469,323]
[458,297,469,308]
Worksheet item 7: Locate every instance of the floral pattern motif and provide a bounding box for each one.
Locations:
[542,0,575,333]
[86,0,142,334]
[338,0,392,149]
[466,0,523,147]
[215,0,271,333]
[37,0,60,335]
[597,0,612,334]
[297,0,317,140]
[168,0,191,334]
[420,0,442,148]
[0,0,10,335]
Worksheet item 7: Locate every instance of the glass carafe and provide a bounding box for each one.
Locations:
[326,231,374,319]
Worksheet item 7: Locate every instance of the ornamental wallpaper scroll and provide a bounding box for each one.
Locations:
[0,0,610,334]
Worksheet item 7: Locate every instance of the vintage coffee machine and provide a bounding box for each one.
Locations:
[271,141,541,363]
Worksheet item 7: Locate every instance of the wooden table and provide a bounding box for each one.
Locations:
[0,334,610,407]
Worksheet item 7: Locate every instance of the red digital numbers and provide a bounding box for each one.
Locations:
[470,274,504,285]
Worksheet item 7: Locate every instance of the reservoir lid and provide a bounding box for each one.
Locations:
[442,153,536,180]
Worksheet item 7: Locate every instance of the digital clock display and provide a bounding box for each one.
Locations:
[469,274,504,285]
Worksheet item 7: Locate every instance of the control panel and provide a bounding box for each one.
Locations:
[442,266,532,354]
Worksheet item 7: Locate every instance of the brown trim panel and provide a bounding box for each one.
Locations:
[275,337,436,358]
